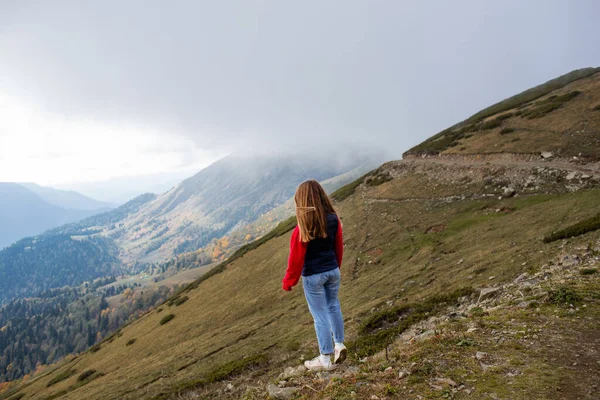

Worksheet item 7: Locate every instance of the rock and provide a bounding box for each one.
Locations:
[566,172,577,180]
[541,151,553,159]
[399,370,410,379]
[280,365,304,379]
[502,187,516,197]
[384,366,393,373]
[581,174,591,179]
[226,383,234,391]
[478,287,501,303]
[434,377,458,387]
[475,351,488,360]
[514,272,529,283]
[267,383,299,400]
[416,330,436,341]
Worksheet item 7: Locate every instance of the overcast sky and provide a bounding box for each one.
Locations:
[1,1,599,189]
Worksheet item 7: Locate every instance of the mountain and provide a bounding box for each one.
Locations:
[19,182,115,210]
[3,69,598,399]
[0,183,110,249]
[82,153,381,264]
[0,155,377,303]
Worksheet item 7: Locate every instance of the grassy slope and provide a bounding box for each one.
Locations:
[404,68,600,157]
[5,161,600,399]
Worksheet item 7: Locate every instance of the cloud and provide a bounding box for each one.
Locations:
[1,0,599,183]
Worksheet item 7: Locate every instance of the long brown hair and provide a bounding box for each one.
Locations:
[294,180,336,243]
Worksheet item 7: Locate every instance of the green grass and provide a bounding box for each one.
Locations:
[159,314,175,325]
[543,213,600,242]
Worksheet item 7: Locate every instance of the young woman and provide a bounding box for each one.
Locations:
[282,180,346,371]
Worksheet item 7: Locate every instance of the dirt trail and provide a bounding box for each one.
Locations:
[403,153,600,176]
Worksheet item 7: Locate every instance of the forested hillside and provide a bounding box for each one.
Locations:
[0,235,122,303]
[0,283,173,383]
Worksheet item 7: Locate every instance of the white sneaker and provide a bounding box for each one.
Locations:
[334,343,347,364]
[304,354,333,371]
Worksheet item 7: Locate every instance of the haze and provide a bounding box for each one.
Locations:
[1,1,599,193]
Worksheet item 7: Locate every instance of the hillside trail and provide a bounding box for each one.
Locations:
[403,153,600,176]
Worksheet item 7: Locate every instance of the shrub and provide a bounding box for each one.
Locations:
[593,104,600,111]
[366,170,392,187]
[89,344,101,353]
[580,268,598,275]
[126,338,137,346]
[47,369,75,387]
[77,370,97,382]
[500,127,515,135]
[160,314,175,325]
[521,90,581,119]
[481,119,502,130]
[350,288,474,358]
[174,296,189,306]
[547,287,582,305]
[543,213,600,242]
[496,112,514,120]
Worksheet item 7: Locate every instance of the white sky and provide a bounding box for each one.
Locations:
[1,1,599,190]
[0,94,225,185]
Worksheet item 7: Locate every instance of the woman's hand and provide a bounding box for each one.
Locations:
[282,283,293,291]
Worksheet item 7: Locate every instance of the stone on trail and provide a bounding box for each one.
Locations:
[267,383,299,400]
[478,287,502,303]
[541,151,553,159]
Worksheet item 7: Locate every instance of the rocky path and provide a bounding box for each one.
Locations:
[263,240,600,400]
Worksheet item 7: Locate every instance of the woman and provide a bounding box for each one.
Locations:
[282,180,346,371]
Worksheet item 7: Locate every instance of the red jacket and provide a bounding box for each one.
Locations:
[282,217,344,291]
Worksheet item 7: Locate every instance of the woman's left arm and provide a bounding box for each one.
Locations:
[282,226,307,291]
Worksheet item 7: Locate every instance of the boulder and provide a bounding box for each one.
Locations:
[267,383,299,400]
[478,287,502,303]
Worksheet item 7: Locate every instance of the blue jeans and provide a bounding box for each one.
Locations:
[302,268,344,355]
